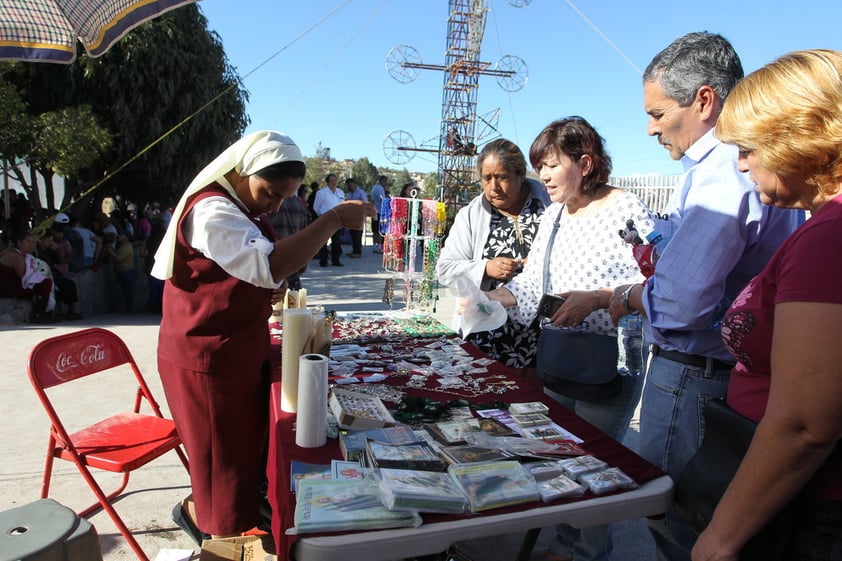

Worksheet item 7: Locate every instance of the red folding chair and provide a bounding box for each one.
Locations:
[27,327,189,561]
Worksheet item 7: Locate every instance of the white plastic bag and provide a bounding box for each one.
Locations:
[451,275,507,337]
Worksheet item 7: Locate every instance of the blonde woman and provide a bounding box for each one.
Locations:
[693,50,842,561]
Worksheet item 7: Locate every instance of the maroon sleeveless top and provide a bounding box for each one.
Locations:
[158,184,275,373]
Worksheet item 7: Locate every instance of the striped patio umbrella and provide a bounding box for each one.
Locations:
[0,0,197,63]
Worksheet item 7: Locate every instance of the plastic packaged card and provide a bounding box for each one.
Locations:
[559,455,608,480]
[512,413,551,427]
[579,468,638,495]
[508,402,550,415]
[292,479,421,534]
[536,475,586,502]
[448,460,539,512]
[377,467,469,513]
[524,460,565,481]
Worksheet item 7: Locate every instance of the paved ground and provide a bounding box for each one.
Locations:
[0,242,653,561]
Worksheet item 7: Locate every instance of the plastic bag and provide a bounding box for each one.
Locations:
[451,275,507,337]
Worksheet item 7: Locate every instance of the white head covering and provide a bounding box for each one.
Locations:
[151,130,304,280]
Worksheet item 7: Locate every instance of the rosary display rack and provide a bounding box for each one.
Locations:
[379,194,447,312]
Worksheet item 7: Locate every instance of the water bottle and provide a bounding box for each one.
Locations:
[617,314,645,377]
[645,230,669,264]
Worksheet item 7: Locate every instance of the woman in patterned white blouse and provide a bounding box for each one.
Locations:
[437,138,550,370]
[484,116,655,561]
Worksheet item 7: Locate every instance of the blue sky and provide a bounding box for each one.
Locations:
[197,0,840,179]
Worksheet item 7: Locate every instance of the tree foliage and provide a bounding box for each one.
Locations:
[32,105,112,210]
[0,78,30,159]
[75,5,249,208]
[32,106,111,178]
[0,4,249,219]
[303,157,327,188]
[313,142,331,161]
[422,173,439,198]
[350,157,379,190]
[0,71,111,212]
[394,169,413,194]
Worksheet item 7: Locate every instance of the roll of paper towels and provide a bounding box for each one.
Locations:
[295,353,329,448]
[281,308,311,412]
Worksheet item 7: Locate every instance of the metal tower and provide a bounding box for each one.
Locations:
[384,0,528,207]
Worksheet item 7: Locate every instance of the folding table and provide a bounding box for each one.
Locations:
[266,318,672,561]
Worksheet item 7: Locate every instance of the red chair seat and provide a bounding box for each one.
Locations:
[58,413,181,472]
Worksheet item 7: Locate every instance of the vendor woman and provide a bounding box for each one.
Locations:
[152,130,373,541]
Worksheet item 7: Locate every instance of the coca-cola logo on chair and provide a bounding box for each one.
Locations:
[51,343,110,382]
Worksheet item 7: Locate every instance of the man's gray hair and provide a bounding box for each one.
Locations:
[643,32,744,106]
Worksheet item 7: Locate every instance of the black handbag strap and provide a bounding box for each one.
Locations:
[542,206,563,295]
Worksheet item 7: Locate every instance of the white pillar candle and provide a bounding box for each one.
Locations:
[281,308,312,412]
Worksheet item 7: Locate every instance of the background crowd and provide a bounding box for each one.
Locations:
[0,196,173,321]
[0,171,399,321]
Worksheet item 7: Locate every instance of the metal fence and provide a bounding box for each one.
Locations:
[434,174,679,235]
[611,174,680,216]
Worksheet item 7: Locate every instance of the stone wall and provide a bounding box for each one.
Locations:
[0,255,153,325]
[0,298,31,325]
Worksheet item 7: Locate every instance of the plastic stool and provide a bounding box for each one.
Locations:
[0,498,102,561]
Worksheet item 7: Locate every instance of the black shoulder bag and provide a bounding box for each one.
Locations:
[536,208,622,403]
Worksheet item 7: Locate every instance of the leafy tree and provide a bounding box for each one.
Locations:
[30,106,111,210]
[2,58,95,216]
[32,107,110,178]
[314,142,332,161]
[0,78,32,221]
[0,77,31,161]
[0,73,109,216]
[304,157,327,188]
[75,5,248,209]
[394,169,413,194]
[1,5,248,218]
[350,157,379,191]
[422,173,439,198]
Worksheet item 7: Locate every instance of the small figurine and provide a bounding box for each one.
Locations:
[619,218,655,279]
[618,219,644,246]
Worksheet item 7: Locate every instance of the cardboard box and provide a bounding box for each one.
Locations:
[199,535,275,561]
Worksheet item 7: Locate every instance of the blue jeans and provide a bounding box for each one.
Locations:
[640,354,730,561]
[545,372,644,443]
[545,370,645,561]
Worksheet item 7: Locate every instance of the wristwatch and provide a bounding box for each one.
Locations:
[621,284,638,314]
